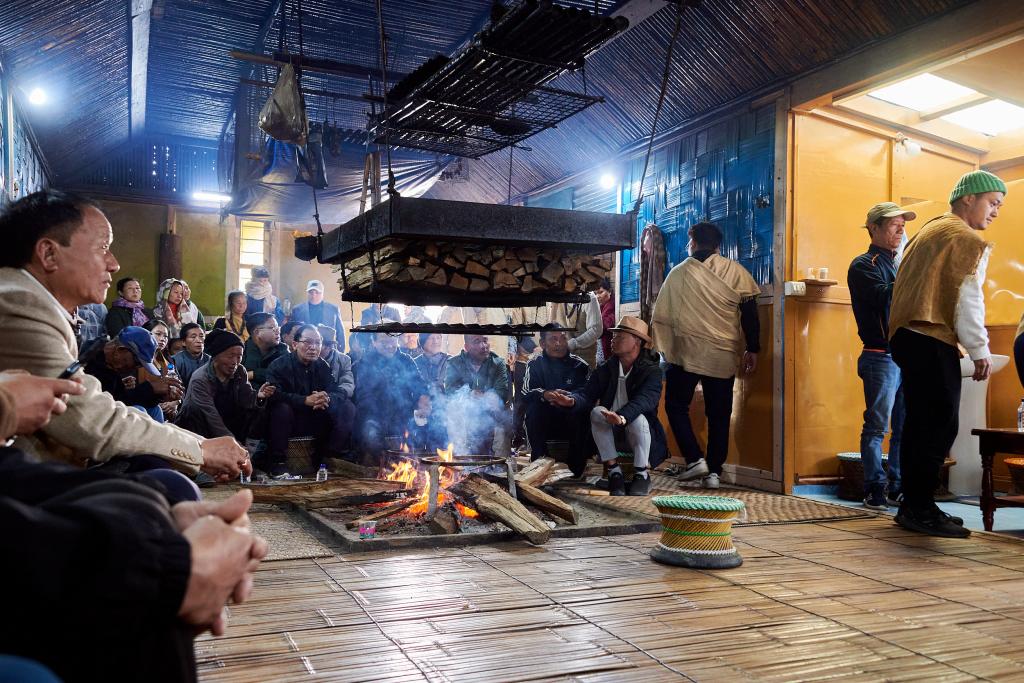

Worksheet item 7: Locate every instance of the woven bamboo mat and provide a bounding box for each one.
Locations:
[199,517,1024,682]
[558,472,872,525]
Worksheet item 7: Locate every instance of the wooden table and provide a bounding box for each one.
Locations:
[971,428,1024,530]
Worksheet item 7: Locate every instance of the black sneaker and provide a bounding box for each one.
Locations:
[933,506,964,527]
[886,489,904,507]
[608,470,626,496]
[863,490,888,511]
[895,507,970,538]
[627,475,651,496]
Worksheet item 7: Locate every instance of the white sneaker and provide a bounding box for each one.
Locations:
[678,458,709,481]
[702,473,720,489]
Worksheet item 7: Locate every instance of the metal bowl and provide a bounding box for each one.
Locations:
[418,454,506,468]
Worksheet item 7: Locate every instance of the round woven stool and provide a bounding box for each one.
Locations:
[649,495,745,569]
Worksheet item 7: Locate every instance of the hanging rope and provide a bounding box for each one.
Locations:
[632,3,682,215]
[375,0,397,196]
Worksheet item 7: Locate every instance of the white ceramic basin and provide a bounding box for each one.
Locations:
[949,354,1010,495]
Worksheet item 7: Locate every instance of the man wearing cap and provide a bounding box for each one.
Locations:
[651,221,761,489]
[848,202,915,510]
[560,316,667,495]
[889,170,1007,538]
[291,279,345,353]
[83,325,185,422]
[520,326,589,464]
[176,329,276,440]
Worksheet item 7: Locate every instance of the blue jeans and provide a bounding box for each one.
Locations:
[858,351,904,493]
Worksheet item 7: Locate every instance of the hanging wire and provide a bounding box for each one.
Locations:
[375,0,397,196]
[632,2,683,215]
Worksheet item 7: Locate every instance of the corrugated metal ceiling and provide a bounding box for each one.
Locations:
[1,0,976,197]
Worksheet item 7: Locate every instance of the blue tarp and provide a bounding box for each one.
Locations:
[227,138,443,225]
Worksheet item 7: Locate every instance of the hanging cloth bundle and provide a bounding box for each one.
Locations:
[258,63,309,146]
[639,223,666,324]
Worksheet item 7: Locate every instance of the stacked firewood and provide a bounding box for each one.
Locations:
[336,239,612,295]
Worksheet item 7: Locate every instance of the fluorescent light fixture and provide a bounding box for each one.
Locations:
[599,173,616,190]
[942,99,1024,136]
[869,73,976,112]
[192,191,231,203]
[27,88,47,106]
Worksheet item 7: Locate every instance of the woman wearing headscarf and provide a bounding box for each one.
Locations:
[214,290,250,343]
[179,280,205,329]
[139,319,182,421]
[153,279,196,338]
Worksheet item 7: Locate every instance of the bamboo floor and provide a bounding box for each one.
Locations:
[197,515,1024,682]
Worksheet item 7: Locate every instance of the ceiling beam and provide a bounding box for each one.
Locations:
[129,0,153,138]
[229,50,408,82]
[918,93,994,121]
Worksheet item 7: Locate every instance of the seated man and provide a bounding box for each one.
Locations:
[317,324,354,392]
[82,325,184,422]
[521,326,589,461]
[444,334,511,457]
[0,190,249,482]
[264,325,355,476]
[170,323,210,390]
[0,370,268,683]
[175,329,275,440]
[353,332,431,453]
[242,312,289,388]
[560,317,667,496]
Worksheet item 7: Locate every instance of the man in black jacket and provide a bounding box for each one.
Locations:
[241,312,289,389]
[353,332,431,454]
[0,370,268,683]
[521,325,589,461]
[848,202,914,510]
[561,316,667,495]
[264,324,355,476]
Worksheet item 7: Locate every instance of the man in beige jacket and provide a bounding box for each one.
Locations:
[0,189,249,481]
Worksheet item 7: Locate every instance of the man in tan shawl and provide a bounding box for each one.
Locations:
[651,221,760,489]
[889,169,1006,538]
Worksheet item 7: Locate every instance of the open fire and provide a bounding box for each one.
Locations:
[382,443,479,519]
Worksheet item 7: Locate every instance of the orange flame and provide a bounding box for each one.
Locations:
[380,443,479,519]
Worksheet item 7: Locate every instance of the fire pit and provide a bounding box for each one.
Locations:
[418,453,515,519]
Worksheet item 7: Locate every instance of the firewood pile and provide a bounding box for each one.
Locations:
[337,239,612,297]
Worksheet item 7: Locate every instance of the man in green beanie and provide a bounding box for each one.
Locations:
[888,170,1006,538]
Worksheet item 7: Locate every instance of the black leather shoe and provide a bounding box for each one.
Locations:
[895,507,970,538]
[627,475,651,496]
[608,470,626,496]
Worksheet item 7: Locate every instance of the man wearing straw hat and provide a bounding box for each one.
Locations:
[889,169,1007,538]
[556,316,667,496]
[847,202,916,511]
[651,221,761,489]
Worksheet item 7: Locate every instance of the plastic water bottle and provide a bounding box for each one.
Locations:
[316,463,328,482]
[1017,399,1024,432]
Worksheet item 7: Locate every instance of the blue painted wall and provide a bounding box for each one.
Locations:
[526,104,776,304]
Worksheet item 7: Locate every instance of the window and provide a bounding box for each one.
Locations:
[869,73,976,112]
[238,220,267,290]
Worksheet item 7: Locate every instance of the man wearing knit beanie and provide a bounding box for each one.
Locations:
[888,169,1006,538]
[176,329,275,441]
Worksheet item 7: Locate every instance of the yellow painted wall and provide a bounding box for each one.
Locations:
[788,110,980,482]
[97,199,227,319]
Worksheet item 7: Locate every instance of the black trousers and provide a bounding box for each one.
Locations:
[267,399,356,467]
[524,400,576,460]
[1014,332,1024,390]
[890,328,961,511]
[664,364,735,475]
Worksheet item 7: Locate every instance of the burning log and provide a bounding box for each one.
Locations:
[428,505,462,535]
[449,473,550,545]
[516,482,578,525]
[251,479,410,508]
[345,497,418,529]
[338,239,611,298]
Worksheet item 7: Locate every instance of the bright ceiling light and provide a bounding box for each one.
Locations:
[27,88,47,106]
[599,173,616,190]
[192,191,231,203]
[868,73,976,112]
[942,99,1024,136]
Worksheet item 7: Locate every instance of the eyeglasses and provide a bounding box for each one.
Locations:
[297,339,322,348]
[257,326,280,334]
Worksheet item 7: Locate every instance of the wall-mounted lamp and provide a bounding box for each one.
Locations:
[192,191,231,203]
[27,88,47,106]
[897,134,922,157]
[599,173,617,190]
